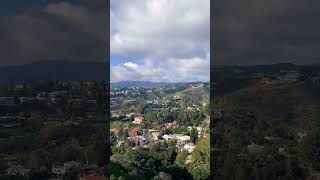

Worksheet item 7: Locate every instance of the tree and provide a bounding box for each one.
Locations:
[110,175,117,180]
[188,136,210,180]
[190,129,198,143]
[152,172,172,180]
[189,163,210,180]
[118,176,125,180]
[175,150,188,168]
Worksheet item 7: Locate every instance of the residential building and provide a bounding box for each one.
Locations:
[129,127,142,137]
[183,143,195,153]
[0,97,15,106]
[133,115,144,125]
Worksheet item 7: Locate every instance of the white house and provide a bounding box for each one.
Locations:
[183,143,196,153]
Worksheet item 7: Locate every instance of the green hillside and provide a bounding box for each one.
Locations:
[212,65,320,179]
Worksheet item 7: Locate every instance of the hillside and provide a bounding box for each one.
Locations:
[212,65,320,180]
[177,85,209,103]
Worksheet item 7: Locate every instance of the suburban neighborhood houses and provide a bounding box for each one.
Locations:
[110,82,210,179]
[0,81,107,179]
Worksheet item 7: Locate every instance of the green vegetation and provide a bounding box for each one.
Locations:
[212,64,320,179]
[110,83,210,180]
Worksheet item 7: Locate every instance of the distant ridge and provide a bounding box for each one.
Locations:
[0,61,107,83]
[111,81,169,88]
[214,63,297,69]
[212,63,301,73]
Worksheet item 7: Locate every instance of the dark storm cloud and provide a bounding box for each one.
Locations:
[213,0,320,65]
[0,0,107,66]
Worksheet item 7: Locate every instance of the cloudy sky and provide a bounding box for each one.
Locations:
[0,0,106,66]
[110,0,210,82]
[214,0,320,65]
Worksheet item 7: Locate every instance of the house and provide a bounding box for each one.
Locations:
[129,127,142,137]
[116,140,125,147]
[173,95,180,100]
[183,143,195,153]
[43,121,63,126]
[64,161,80,170]
[162,134,176,141]
[6,165,31,176]
[297,132,307,142]
[127,136,147,146]
[264,136,282,141]
[162,134,191,145]
[47,114,64,121]
[149,130,160,140]
[71,98,83,104]
[151,132,160,140]
[0,116,24,122]
[52,165,66,176]
[63,121,80,126]
[111,113,120,118]
[165,121,179,129]
[58,81,69,87]
[83,81,96,87]
[175,135,191,145]
[3,123,20,128]
[30,112,43,119]
[36,92,47,98]
[0,116,23,128]
[87,100,97,104]
[19,97,36,104]
[15,84,25,89]
[196,126,203,137]
[110,128,119,135]
[133,115,144,125]
[247,143,264,154]
[311,75,320,84]
[171,107,179,111]
[0,97,15,106]
[48,91,68,98]
[69,81,81,88]
[186,106,194,111]
[126,112,136,118]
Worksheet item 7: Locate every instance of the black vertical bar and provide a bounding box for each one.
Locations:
[210,0,215,179]
[106,0,111,177]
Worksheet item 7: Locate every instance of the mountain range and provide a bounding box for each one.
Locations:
[111,81,169,88]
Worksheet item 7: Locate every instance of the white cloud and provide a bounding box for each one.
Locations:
[111,53,210,82]
[111,0,210,82]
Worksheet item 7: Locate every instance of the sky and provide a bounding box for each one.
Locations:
[110,0,210,82]
[213,0,320,65]
[0,0,106,66]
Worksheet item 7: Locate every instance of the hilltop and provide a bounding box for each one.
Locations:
[111,81,168,88]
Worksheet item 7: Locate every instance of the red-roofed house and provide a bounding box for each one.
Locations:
[129,127,142,137]
[110,128,119,135]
